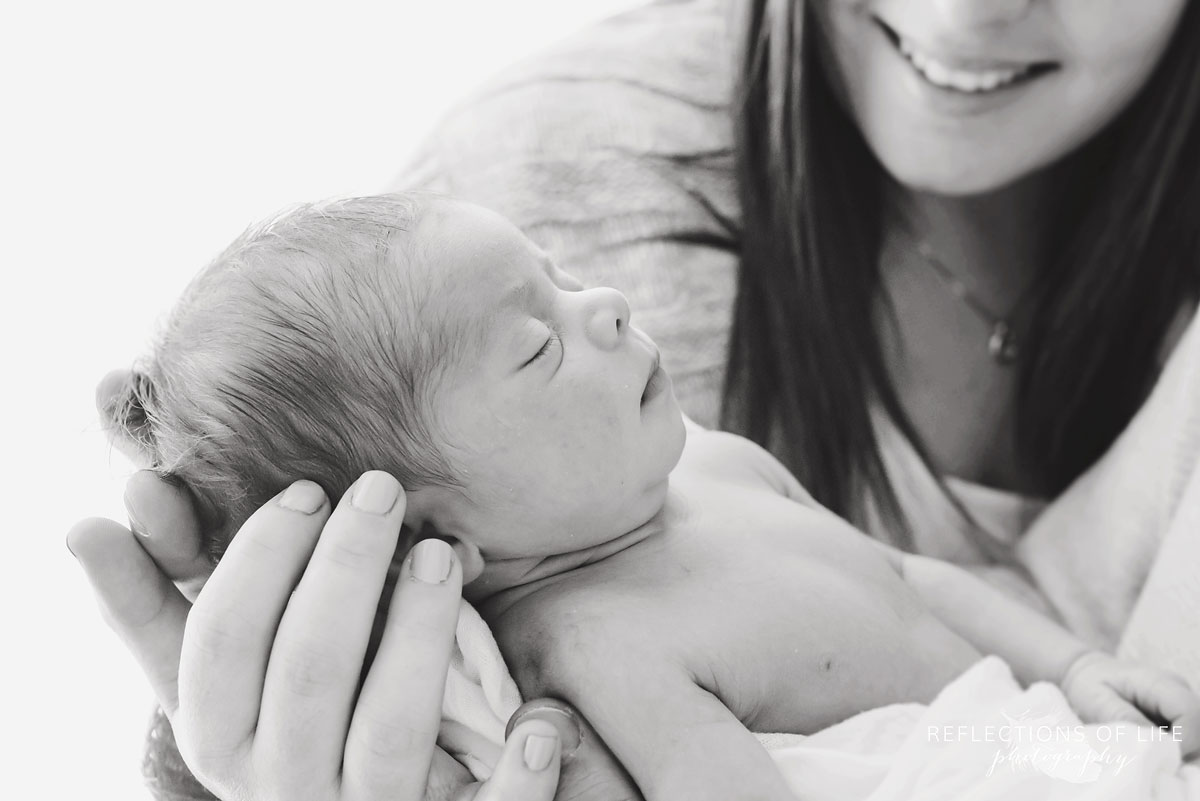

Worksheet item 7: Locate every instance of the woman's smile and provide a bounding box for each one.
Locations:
[873,16,1059,96]
[816,0,1187,193]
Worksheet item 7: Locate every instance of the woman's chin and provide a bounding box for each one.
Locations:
[870,135,1062,198]
[879,153,1035,197]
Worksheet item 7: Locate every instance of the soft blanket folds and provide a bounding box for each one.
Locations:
[768,657,1199,800]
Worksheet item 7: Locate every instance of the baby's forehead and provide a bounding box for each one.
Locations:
[408,201,549,359]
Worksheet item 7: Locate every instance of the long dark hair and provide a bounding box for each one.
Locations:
[723,0,1200,547]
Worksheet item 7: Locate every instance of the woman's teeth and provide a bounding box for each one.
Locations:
[897,37,1032,93]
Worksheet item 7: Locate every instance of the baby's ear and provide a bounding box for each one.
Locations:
[446,538,484,585]
[401,488,485,584]
[96,367,157,467]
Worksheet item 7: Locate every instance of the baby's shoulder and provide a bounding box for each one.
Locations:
[679,425,818,506]
[491,576,683,697]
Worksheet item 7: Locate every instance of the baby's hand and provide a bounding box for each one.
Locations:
[1062,650,1200,759]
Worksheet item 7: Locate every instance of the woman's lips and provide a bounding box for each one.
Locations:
[873,17,1060,95]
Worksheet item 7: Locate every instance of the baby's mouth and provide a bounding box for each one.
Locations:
[641,351,667,407]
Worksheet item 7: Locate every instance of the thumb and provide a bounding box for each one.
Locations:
[457,718,562,801]
[67,516,189,718]
[507,699,643,801]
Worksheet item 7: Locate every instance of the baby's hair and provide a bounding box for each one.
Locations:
[103,193,456,558]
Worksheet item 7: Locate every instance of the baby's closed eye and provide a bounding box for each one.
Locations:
[523,331,561,367]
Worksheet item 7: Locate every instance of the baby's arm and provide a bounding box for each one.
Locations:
[497,595,794,801]
[873,542,1200,748]
[871,544,1089,684]
[570,663,795,801]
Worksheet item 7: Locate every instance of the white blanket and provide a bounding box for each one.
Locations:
[767,657,1199,800]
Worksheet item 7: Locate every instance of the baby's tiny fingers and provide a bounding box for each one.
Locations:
[1108,700,1155,728]
[1073,689,1153,727]
[1133,671,1200,759]
[1123,670,1200,726]
[1177,708,1200,761]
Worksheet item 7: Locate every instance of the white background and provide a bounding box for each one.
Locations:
[1,1,640,797]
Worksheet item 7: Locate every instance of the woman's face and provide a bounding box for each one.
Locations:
[812,0,1188,195]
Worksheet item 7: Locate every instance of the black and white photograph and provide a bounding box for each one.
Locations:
[11,0,1200,798]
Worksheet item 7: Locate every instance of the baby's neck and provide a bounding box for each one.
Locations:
[465,494,674,618]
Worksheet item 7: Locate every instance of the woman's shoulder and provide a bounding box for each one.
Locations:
[389,0,740,243]
[1016,301,1200,648]
[392,0,740,232]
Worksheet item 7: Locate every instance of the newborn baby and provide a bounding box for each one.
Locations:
[109,194,1199,800]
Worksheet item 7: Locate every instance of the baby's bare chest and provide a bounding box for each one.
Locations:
[506,483,962,734]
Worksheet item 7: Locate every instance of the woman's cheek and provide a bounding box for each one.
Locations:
[1057,0,1185,63]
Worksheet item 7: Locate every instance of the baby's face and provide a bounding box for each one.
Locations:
[414,200,686,559]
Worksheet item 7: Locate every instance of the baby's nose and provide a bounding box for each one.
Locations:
[584,287,631,349]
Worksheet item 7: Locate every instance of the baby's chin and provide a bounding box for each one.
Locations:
[658,392,688,470]
[629,405,687,524]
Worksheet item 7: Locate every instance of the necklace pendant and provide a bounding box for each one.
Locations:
[988,321,1018,365]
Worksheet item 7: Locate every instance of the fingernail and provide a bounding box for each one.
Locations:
[351,471,400,515]
[506,700,583,758]
[523,733,557,772]
[411,538,452,584]
[279,481,326,514]
[65,535,76,558]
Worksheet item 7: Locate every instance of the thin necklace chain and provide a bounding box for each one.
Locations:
[913,240,1038,366]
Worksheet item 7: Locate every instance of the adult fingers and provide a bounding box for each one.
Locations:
[67,516,190,717]
[459,718,562,801]
[178,480,331,773]
[342,538,462,801]
[98,368,214,602]
[256,471,409,783]
[507,699,643,801]
[124,470,215,602]
[426,748,476,801]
